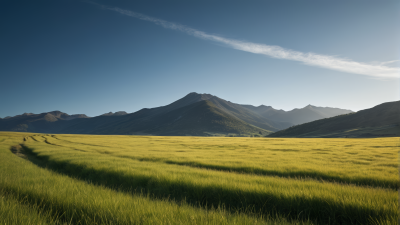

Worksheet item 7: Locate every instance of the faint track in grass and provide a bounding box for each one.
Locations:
[51,135,113,148]
[33,135,89,153]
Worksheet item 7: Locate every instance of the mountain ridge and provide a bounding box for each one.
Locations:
[268,100,400,138]
[0,92,354,136]
[243,104,353,125]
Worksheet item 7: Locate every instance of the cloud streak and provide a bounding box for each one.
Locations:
[97,4,399,79]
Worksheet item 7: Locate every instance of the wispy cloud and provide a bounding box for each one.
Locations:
[95,3,399,79]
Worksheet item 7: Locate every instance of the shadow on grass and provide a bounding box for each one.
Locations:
[162,160,398,190]
[13,144,397,225]
[5,146,118,224]
[48,135,399,190]
[78,151,399,190]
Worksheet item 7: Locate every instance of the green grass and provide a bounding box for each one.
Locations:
[0,193,54,225]
[0,132,398,224]
[45,134,398,189]
[271,124,400,138]
[0,133,299,225]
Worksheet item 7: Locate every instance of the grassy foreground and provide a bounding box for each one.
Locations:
[0,132,398,224]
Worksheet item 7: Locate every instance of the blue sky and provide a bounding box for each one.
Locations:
[1,0,399,118]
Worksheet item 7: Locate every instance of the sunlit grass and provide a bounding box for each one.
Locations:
[0,132,398,224]
[47,134,398,189]
[0,192,54,225]
[0,133,304,225]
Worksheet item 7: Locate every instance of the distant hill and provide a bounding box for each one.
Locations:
[242,104,353,125]
[0,111,89,133]
[0,92,354,136]
[269,101,400,138]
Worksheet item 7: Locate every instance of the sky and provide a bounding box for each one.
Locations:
[1,0,399,118]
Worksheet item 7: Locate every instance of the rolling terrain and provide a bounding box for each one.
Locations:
[0,93,352,136]
[0,132,398,224]
[269,100,400,137]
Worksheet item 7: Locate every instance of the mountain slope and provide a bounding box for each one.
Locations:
[55,93,215,134]
[0,92,355,136]
[157,100,268,136]
[91,92,291,132]
[243,104,353,125]
[204,97,292,131]
[269,101,400,137]
[60,100,269,136]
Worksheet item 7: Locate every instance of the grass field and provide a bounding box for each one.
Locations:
[0,132,398,224]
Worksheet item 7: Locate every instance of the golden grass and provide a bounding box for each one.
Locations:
[46,134,398,188]
[0,131,398,224]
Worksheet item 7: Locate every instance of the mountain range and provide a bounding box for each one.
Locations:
[269,100,400,138]
[0,92,353,136]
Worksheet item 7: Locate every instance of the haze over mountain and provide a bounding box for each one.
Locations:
[0,93,353,136]
[269,100,400,138]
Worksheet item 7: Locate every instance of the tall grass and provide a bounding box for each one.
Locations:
[47,134,399,189]
[0,132,398,224]
[0,132,309,225]
[0,192,54,225]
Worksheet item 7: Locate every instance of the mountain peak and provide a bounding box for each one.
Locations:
[185,92,215,100]
[101,111,128,117]
[167,92,215,108]
[47,110,68,118]
[258,105,273,109]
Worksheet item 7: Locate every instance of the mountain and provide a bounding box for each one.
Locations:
[242,104,353,125]
[166,93,292,131]
[0,92,354,136]
[268,100,400,138]
[0,111,89,132]
[65,92,292,134]
[93,100,268,136]
[58,93,272,136]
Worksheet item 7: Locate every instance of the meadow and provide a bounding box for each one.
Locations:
[0,132,398,224]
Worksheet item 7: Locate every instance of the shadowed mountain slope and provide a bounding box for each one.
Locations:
[75,92,291,133]
[59,98,270,136]
[94,100,269,136]
[56,93,220,134]
[269,100,400,137]
[0,92,354,136]
[203,97,292,131]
